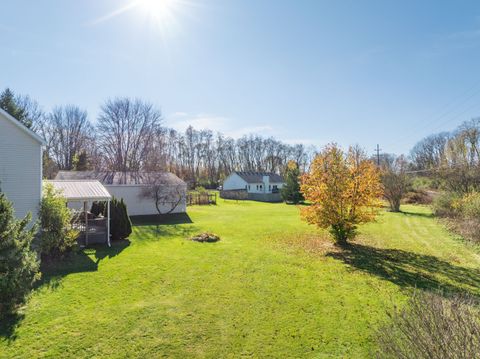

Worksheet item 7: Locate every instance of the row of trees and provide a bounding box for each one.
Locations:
[409,118,480,243]
[1,88,316,186]
[410,118,480,193]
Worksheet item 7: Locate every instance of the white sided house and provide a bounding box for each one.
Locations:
[0,108,44,221]
[55,171,187,216]
[222,171,285,202]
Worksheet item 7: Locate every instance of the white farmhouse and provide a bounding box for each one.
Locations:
[55,171,187,216]
[222,171,285,202]
[0,109,44,221]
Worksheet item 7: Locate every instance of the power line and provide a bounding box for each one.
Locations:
[389,79,480,150]
[405,162,478,174]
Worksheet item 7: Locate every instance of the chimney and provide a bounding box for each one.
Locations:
[263,175,269,193]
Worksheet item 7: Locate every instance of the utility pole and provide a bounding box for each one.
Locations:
[374,144,381,166]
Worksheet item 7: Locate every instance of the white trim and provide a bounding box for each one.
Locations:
[40,145,43,210]
[0,108,46,145]
[60,197,112,202]
[105,184,188,188]
[107,200,111,247]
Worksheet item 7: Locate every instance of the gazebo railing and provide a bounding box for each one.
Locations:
[72,212,109,246]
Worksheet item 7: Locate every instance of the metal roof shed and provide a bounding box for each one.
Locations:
[46,180,112,247]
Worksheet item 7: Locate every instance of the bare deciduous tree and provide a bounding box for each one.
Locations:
[140,173,186,215]
[44,105,92,170]
[3,88,317,184]
[381,155,410,212]
[410,132,450,170]
[96,98,163,172]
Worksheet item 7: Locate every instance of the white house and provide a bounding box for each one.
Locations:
[223,171,284,194]
[55,171,187,216]
[0,108,44,222]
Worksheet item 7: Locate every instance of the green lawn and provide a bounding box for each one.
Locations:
[1,201,479,358]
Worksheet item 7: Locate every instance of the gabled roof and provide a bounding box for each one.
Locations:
[0,108,46,145]
[46,180,112,201]
[233,171,284,183]
[55,171,186,186]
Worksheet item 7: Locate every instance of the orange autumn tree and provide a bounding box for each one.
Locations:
[301,144,383,245]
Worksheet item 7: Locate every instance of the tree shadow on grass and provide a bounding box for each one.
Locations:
[135,223,199,240]
[326,243,480,296]
[0,312,24,342]
[131,213,200,240]
[399,211,434,219]
[131,213,193,226]
[91,239,130,262]
[40,239,130,289]
[0,240,131,341]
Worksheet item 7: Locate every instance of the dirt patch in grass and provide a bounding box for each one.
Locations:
[267,233,340,257]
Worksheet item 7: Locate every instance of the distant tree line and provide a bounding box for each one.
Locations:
[410,118,480,193]
[0,88,316,186]
[410,117,480,244]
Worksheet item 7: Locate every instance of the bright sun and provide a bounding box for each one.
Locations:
[90,0,189,36]
[138,0,177,22]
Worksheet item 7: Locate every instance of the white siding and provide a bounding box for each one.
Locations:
[248,182,264,193]
[0,113,42,222]
[223,173,284,194]
[223,173,248,191]
[106,185,187,216]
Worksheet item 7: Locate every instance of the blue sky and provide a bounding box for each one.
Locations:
[2,0,480,155]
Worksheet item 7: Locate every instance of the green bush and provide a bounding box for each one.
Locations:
[110,197,132,241]
[433,191,480,243]
[456,192,480,219]
[432,192,461,218]
[91,201,106,217]
[39,184,78,258]
[411,176,442,191]
[0,192,40,318]
[281,161,304,204]
[194,186,207,194]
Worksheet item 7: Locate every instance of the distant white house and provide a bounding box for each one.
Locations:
[55,171,187,216]
[223,171,285,197]
[0,108,45,222]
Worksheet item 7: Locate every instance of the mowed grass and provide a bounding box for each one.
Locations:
[1,201,479,358]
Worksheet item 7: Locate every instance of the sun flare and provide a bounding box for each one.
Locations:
[137,0,177,22]
[90,0,187,31]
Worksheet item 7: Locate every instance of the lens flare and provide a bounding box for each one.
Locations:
[138,0,177,23]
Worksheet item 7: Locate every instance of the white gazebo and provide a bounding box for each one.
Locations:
[46,180,112,247]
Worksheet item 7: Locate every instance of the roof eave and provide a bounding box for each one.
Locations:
[65,197,112,201]
[0,108,46,145]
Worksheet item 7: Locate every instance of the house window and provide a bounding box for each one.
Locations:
[248,185,251,190]
[269,185,271,191]
[245,185,247,190]
[256,185,259,190]
[260,185,263,190]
